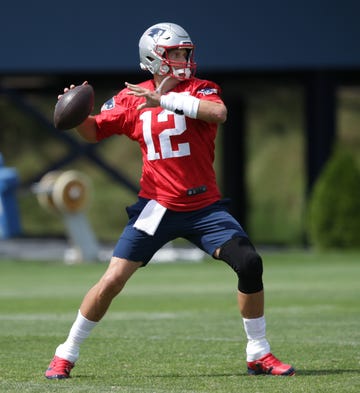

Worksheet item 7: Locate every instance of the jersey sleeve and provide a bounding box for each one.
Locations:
[192,80,224,104]
[94,90,138,142]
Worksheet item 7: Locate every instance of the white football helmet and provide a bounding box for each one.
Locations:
[139,22,196,80]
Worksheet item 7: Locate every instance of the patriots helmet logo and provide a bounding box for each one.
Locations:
[147,28,166,43]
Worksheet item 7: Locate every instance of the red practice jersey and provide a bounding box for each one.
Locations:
[95,77,223,211]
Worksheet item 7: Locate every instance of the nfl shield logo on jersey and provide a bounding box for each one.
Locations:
[101,97,115,111]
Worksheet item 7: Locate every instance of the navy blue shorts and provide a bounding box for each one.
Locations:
[113,198,248,265]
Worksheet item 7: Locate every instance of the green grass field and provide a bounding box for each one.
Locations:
[0,250,359,392]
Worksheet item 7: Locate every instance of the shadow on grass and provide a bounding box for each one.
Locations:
[149,369,358,378]
[74,368,359,380]
[140,372,244,379]
[74,371,245,379]
[296,369,359,376]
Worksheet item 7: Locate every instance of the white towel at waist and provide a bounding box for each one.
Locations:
[133,199,167,236]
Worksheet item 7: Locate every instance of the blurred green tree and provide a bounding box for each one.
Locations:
[308,149,360,249]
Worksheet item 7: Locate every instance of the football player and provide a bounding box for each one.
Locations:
[45,22,295,379]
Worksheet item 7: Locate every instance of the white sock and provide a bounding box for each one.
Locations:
[55,310,98,363]
[243,316,270,361]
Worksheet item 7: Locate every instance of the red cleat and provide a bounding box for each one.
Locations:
[45,355,75,379]
[247,353,295,376]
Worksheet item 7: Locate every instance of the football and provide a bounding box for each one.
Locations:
[53,84,94,130]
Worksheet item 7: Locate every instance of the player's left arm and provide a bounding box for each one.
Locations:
[196,99,227,124]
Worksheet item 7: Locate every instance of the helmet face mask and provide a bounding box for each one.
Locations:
[139,23,196,80]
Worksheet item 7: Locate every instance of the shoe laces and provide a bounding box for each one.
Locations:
[50,357,73,373]
[262,353,282,366]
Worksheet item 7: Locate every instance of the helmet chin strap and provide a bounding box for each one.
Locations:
[155,75,172,94]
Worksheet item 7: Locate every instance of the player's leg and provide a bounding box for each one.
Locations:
[45,257,142,379]
[45,197,174,379]
[237,289,264,318]
[216,237,295,376]
[184,201,294,376]
[79,257,142,321]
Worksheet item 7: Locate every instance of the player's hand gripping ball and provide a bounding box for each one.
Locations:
[53,84,94,130]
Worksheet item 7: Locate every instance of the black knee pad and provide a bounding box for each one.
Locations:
[218,236,263,294]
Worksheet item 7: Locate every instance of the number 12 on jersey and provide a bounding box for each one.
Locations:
[140,110,191,160]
